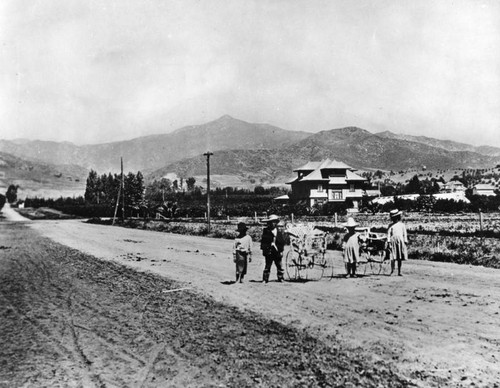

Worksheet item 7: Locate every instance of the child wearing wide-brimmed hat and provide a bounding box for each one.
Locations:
[233,222,253,283]
[342,217,360,278]
[387,209,407,276]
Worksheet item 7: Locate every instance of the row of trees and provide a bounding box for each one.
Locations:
[84,170,145,208]
[25,170,288,218]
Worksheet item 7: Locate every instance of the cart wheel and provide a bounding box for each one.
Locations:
[380,255,392,275]
[322,251,335,279]
[305,253,324,281]
[285,249,301,280]
[369,252,383,275]
[358,252,370,275]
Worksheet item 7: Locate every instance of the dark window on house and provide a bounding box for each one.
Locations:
[350,184,355,192]
[331,191,342,200]
[318,184,323,192]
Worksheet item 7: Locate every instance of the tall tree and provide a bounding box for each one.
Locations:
[125,171,145,207]
[145,178,172,204]
[405,175,421,194]
[6,185,19,203]
[84,170,99,204]
[186,177,196,192]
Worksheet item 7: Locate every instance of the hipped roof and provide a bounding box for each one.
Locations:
[293,159,353,172]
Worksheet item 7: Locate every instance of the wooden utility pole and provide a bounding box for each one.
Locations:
[121,157,125,221]
[112,184,121,225]
[203,151,213,232]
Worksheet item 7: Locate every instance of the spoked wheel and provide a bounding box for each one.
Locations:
[321,251,335,279]
[285,249,302,280]
[357,252,370,275]
[369,251,384,275]
[304,253,325,281]
[380,255,393,276]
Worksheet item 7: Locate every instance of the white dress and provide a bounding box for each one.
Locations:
[233,235,253,275]
[387,221,408,261]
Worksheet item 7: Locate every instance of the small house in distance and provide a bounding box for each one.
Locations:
[287,159,366,209]
[437,180,466,193]
[472,184,496,196]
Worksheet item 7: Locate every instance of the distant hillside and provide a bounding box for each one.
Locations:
[149,149,303,185]
[151,127,500,186]
[285,127,498,170]
[0,115,309,173]
[0,151,88,198]
[375,131,500,157]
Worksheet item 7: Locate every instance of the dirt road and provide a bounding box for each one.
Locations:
[1,219,407,388]
[26,219,500,387]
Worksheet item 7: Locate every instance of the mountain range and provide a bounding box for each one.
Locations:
[0,115,308,173]
[1,115,500,193]
[375,131,500,157]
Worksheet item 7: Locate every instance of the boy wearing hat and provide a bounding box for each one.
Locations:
[233,222,253,283]
[387,209,407,276]
[342,217,360,278]
[260,214,285,283]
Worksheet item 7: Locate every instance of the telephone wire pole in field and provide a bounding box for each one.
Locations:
[203,151,214,233]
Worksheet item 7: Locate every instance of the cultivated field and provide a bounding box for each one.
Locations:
[1,206,499,387]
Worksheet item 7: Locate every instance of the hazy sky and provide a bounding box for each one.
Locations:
[1,0,499,146]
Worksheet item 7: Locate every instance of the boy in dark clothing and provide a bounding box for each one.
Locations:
[260,214,285,283]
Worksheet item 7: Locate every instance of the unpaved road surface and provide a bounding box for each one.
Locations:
[1,219,407,388]
[2,213,500,387]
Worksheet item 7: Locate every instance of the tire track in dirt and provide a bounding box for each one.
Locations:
[2,220,411,387]
[65,293,106,388]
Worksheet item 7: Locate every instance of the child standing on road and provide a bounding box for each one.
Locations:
[342,217,360,278]
[387,209,408,276]
[233,222,252,283]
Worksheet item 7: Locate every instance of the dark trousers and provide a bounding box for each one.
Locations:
[263,248,284,282]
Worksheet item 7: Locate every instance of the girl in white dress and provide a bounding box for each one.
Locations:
[387,209,408,276]
[233,222,253,283]
[342,217,360,278]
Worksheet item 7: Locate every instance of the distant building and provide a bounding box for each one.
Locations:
[287,159,366,209]
[472,184,496,196]
[437,181,465,193]
[372,192,470,205]
[364,189,381,198]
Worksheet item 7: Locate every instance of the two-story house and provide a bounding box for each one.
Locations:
[287,159,366,209]
[437,180,466,193]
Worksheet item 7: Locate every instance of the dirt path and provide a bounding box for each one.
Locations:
[1,203,30,222]
[28,219,500,387]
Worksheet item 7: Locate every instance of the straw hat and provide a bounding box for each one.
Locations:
[263,214,280,223]
[389,209,402,219]
[344,217,358,228]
